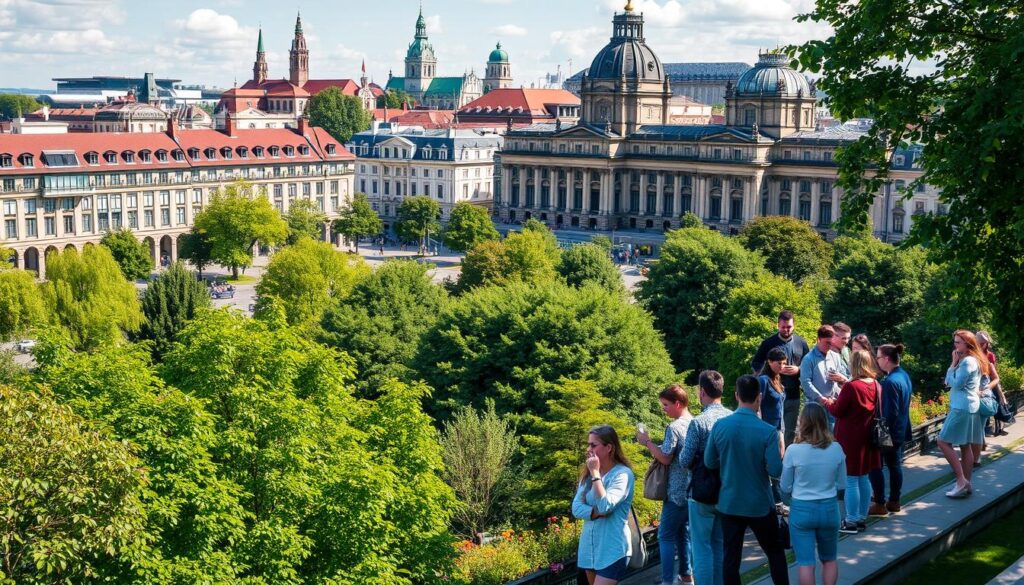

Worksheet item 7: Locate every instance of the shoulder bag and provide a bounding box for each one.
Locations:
[689,458,721,505]
[626,506,648,569]
[979,389,999,418]
[869,381,894,449]
[642,459,668,501]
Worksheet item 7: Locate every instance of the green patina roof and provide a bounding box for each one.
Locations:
[386,77,406,91]
[257,28,264,53]
[489,42,508,63]
[425,77,465,96]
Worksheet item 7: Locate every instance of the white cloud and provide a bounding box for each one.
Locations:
[491,24,527,37]
[0,0,125,32]
[548,26,604,60]
[425,14,442,34]
[174,8,249,42]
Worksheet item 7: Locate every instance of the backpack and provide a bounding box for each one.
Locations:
[689,457,721,505]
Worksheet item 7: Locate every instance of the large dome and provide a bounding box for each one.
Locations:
[587,10,664,83]
[734,52,811,97]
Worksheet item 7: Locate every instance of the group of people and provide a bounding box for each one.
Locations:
[571,310,1009,585]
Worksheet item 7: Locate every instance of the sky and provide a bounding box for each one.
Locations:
[0,0,832,91]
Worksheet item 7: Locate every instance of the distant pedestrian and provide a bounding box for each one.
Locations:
[977,331,1007,437]
[782,403,846,585]
[752,310,810,446]
[705,375,789,585]
[572,425,636,584]
[868,344,912,515]
[824,350,881,533]
[938,330,989,498]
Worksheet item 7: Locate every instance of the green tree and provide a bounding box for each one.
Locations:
[41,245,143,350]
[824,236,932,344]
[0,385,147,584]
[0,94,41,119]
[456,230,561,291]
[456,240,507,291]
[738,216,832,283]
[139,261,211,358]
[715,273,823,389]
[442,202,499,252]
[100,228,155,281]
[557,243,624,295]
[283,198,328,245]
[413,282,676,430]
[0,269,45,340]
[318,260,446,395]
[636,227,763,373]
[306,88,372,143]
[332,192,382,251]
[591,235,613,252]
[377,89,413,109]
[521,218,561,257]
[256,238,369,325]
[395,195,441,255]
[679,211,704,229]
[192,180,288,278]
[178,229,215,278]
[791,0,1024,360]
[0,245,14,267]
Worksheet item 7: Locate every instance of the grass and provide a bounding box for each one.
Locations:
[226,274,257,284]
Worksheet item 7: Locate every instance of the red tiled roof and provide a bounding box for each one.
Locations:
[262,80,310,97]
[26,107,99,121]
[370,108,456,129]
[302,79,359,95]
[459,88,579,116]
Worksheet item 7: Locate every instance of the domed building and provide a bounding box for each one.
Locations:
[725,50,817,138]
[172,104,213,130]
[484,42,513,93]
[94,92,168,133]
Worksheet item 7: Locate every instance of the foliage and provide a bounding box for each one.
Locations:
[0,94,41,119]
[457,240,507,291]
[332,192,382,251]
[738,216,832,283]
[715,273,823,389]
[192,180,288,278]
[0,385,147,584]
[306,88,372,143]
[283,199,328,245]
[138,261,211,358]
[909,394,948,427]
[413,282,675,430]
[0,268,45,340]
[557,243,624,295]
[377,89,413,109]
[178,229,215,278]
[457,230,561,291]
[452,518,584,585]
[590,235,612,252]
[41,245,142,350]
[99,228,154,281]
[443,202,499,253]
[520,219,561,256]
[636,227,763,373]
[824,236,933,344]
[318,259,445,394]
[396,195,441,254]
[679,211,704,229]
[440,402,519,537]
[791,0,1024,361]
[256,238,369,326]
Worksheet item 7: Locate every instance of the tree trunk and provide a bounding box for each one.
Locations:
[232,265,239,279]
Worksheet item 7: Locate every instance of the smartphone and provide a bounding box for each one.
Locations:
[637,423,647,435]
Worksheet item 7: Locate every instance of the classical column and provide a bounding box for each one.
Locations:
[693,174,704,218]
[673,173,682,218]
[532,166,542,211]
[744,176,756,222]
[638,171,648,216]
[621,170,631,214]
[169,235,178,263]
[810,179,821,227]
[655,172,665,216]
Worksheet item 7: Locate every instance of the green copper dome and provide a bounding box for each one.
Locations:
[489,42,509,63]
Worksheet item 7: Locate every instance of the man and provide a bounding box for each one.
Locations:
[752,310,810,446]
[800,325,844,413]
[869,344,913,515]
[705,375,788,585]
[680,371,732,585]
[829,322,853,383]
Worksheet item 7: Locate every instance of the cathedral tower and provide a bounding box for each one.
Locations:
[289,12,309,87]
[253,27,268,85]
[484,42,513,93]
[404,5,437,94]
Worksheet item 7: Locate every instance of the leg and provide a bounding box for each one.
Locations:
[821,560,839,585]
[688,500,716,585]
[937,439,966,486]
[585,570,596,585]
[789,499,818,585]
[798,566,816,585]
[960,443,975,483]
[816,499,841,585]
[783,399,800,447]
[889,444,905,503]
[868,466,886,504]
[677,501,693,581]
[658,500,684,584]
[748,509,790,585]
[857,475,872,521]
[711,512,725,585]
[720,513,749,585]
[844,474,862,523]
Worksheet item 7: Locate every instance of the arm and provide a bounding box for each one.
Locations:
[780,448,796,494]
[765,429,783,479]
[987,361,1001,393]
[591,470,632,515]
[571,481,593,520]
[680,423,700,470]
[835,448,848,493]
[882,380,900,431]
[704,427,720,470]
[826,381,856,418]
[800,354,827,403]
[642,430,676,466]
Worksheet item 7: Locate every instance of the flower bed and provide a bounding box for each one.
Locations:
[453,518,582,585]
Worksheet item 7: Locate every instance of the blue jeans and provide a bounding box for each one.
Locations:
[659,499,693,583]
[844,474,871,523]
[789,497,840,566]
[688,499,723,585]
[869,443,904,504]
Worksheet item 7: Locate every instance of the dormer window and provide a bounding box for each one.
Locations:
[269,146,280,157]
[85,152,98,165]
[0,154,11,168]
[284,145,295,157]
[104,151,117,164]
[298,145,309,156]
[122,151,134,164]
[156,150,168,162]
[220,147,232,160]
[188,148,200,160]
[172,150,185,162]
[326,144,336,155]
[19,154,34,167]
[253,147,264,158]
[237,147,248,159]
[139,150,151,163]
[204,148,216,160]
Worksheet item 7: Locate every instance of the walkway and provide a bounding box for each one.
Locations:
[988,554,1024,585]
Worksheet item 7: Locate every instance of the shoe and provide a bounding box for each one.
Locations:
[839,521,859,534]
[868,502,889,517]
[997,429,1010,436]
[886,500,901,513]
[945,483,970,498]
[856,521,867,532]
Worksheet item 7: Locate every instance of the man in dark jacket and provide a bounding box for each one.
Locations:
[868,343,913,515]
[751,310,810,446]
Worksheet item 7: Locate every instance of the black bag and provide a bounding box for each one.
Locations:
[776,510,792,550]
[689,458,721,505]
[995,401,1016,424]
[870,381,894,449]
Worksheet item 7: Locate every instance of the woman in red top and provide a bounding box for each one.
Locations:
[824,350,881,534]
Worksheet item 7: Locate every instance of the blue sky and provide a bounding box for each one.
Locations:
[0,0,830,91]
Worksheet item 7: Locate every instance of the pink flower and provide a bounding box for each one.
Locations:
[550,562,564,573]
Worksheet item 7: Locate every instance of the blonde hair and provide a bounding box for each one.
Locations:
[850,349,878,380]
[795,402,833,449]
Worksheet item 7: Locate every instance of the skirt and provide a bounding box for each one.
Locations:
[939,407,985,446]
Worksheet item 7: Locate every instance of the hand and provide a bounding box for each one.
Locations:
[636,430,650,447]
[590,508,605,520]
[827,372,848,384]
[951,350,962,366]
[781,365,800,376]
[585,452,600,474]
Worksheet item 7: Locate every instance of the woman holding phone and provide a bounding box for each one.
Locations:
[938,330,990,498]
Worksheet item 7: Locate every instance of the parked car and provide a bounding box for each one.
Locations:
[210,288,235,300]
[16,339,36,353]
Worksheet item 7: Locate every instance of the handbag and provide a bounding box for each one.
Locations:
[870,381,894,449]
[643,460,668,501]
[979,391,999,418]
[626,506,647,569]
[689,458,721,505]
[776,510,792,550]
[995,401,1016,424]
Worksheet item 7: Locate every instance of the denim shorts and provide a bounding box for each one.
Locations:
[789,497,840,566]
[594,557,628,580]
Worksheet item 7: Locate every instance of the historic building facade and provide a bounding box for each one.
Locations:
[347,127,503,227]
[497,2,933,241]
[0,120,355,275]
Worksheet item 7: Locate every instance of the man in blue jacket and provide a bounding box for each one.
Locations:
[705,375,789,585]
[869,343,913,515]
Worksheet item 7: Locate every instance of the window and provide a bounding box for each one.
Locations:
[82,214,92,233]
[177,208,186,225]
[284,146,295,157]
[43,199,55,213]
[713,148,722,159]
[105,152,117,164]
[98,214,109,231]
[128,210,138,228]
[732,149,742,160]
[81,197,92,211]
[159,191,170,206]
[24,199,36,214]
[288,184,297,197]
[303,183,311,196]
[0,154,11,168]
[803,150,811,161]
[85,152,98,165]
[176,191,186,205]
[19,154,34,167]
[4,219,15,239]
[893,214,904,233]
[144,210,154,227]
[161,208,171,226]
[2,200,15,215]
[63,215,74,234]
[140,151,151,163]
[62,197,74,211]
[123,152,135,164]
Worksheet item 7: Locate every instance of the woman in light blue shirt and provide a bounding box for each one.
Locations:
[572,425,636,584]
[938,330,990,498]
[782,402,847,585]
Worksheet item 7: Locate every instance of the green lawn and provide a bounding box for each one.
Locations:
[226,274,257,284]
[899,501,1024,584]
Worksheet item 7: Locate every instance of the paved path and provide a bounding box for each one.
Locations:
[988,553,1024,585]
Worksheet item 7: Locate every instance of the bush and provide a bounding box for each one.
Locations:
[452,520,583,585]
[909,394,948,426]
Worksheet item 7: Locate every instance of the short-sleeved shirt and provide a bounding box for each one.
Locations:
[660,415,693,507]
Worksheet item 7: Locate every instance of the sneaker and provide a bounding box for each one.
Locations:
[886,500,902,513]
[856,521,867,532]
[839,521,859,534]
[868,502,889,517]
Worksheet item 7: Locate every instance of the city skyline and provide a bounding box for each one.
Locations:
[0,0,830,91]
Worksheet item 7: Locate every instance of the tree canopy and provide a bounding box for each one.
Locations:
[178,229,215,278]
[457,230,561,291]
[0,94,41,119]
[100,228,155,281]
[442,202,499,253]
[306,88,372,143]
[0,268,45,340]
[283,198,328,245]
[557,243,624,295]
[138,261,210,358]
[395,196,441,254]
[192,180,288,278]
[791,0,1024,360]
[377,89,413,109]
[738,216,832,284]
[332,192,382,251]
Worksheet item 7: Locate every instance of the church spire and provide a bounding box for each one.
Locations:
[415,3,427,39]
[253,26,268,84]
[289,11,309,86]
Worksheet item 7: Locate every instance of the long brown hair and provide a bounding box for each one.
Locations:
[795,402,833,449]
[955,329,991,377]
[758,347,786,393]
[578,425,633,484]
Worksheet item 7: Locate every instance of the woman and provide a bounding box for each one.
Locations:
[782,403,846,585]
[758,348,787,507]
[638,385,694,585]
[977,331,1007,437]
[938,330,989,497]
[851,334,878,374]
[823,350,881,533]
[572,425,636,584]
